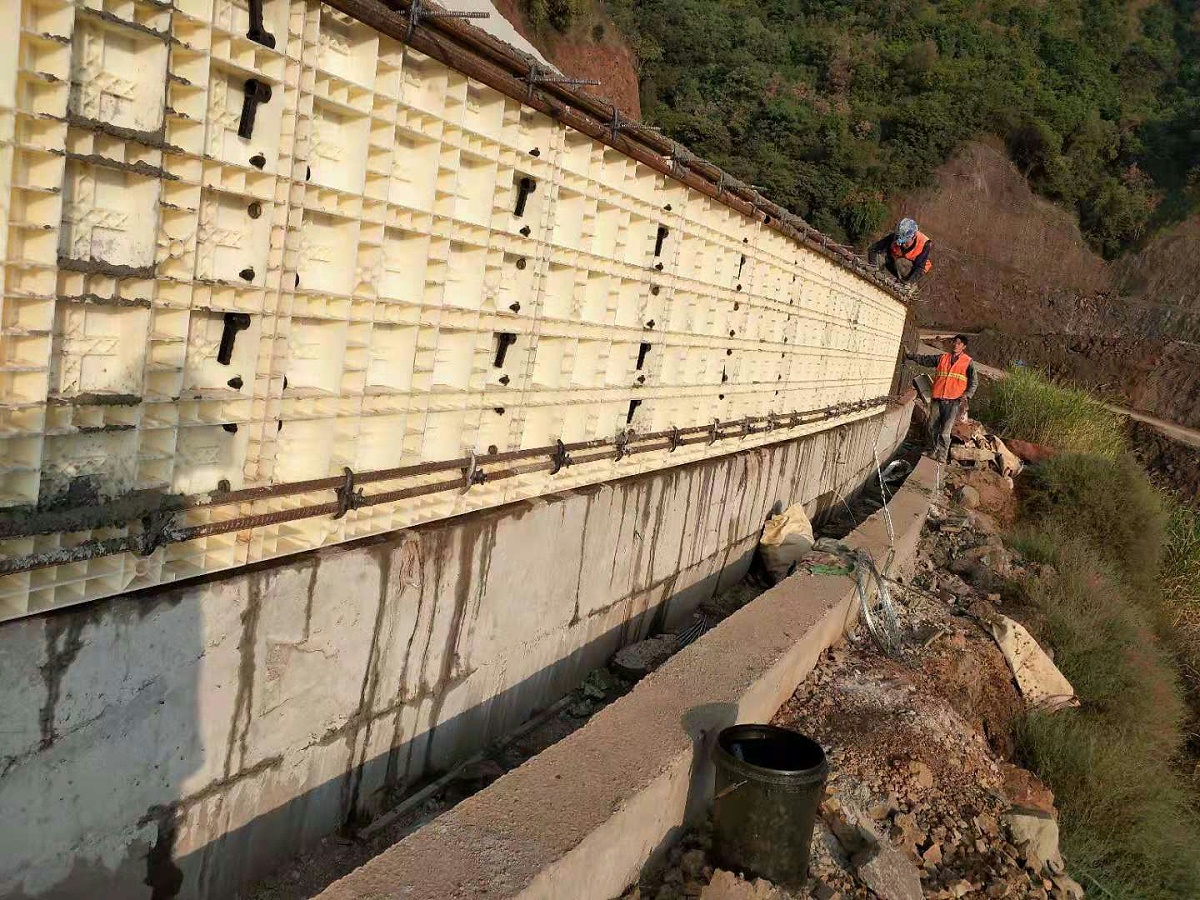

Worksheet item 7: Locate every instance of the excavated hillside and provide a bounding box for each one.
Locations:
[903,141,1200,429]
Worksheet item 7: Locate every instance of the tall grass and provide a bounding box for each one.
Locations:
[1018,530,1200,899]
[1022,453,1163,592]
[1161,501,1200,698]
[974,367,1127,459]
[988,372,1200,898]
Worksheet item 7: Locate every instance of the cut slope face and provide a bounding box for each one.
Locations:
[902,141,1110,332]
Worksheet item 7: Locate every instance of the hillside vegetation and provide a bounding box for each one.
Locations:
[975,370,1200,898]
[577,0,1200,256]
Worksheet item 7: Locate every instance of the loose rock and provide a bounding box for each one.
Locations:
[612,635,679,679]
[698,870,786,900]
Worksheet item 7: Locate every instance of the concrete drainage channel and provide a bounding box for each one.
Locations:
[302,456,936,900]
[245,573,765,899]
[246,452,921,899]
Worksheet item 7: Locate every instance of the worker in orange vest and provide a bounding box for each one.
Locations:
[906,334,978,462]
[868,217,933,286]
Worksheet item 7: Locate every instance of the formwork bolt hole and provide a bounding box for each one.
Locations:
[223,423,238,433]
[530,147,541,156]
[733,302,739,310]
[488,444,499,455]
[719,394,725,400]
[249,153,266,169]
[726,349,733,356]
[651,285,660,296]
[516,257,527,270]
[217,479,231,492]
[247,201,263,219]
[494,407,505,415]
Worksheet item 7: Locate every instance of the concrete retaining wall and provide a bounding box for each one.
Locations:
[0,402,912,900]
[319,456,938,900]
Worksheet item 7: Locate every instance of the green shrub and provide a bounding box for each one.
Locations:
[605,0,1200,251]
[1021,453,1164,589]
[975,368,1126,459]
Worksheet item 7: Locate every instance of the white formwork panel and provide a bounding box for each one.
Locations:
[0,0,908,619]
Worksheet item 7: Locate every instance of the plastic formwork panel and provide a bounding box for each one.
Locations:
[0,0,907,619]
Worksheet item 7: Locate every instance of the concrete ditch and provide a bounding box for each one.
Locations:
[317,457,939,900]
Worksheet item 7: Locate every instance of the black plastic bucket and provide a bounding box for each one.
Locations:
[711,724,829,888]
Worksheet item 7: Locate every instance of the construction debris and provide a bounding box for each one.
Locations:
[760,503,816,583]
[944,418,1027,478]
[616,440,1090,900]
[612,635,681,680]
[700,871,789,900]
[986,617,1079,712]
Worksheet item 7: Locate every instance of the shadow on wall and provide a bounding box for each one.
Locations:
[0,490,755,900]
[0,551,739,900]
[0,593,200,900]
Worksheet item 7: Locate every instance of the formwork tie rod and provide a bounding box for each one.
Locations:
[0,398,891,576]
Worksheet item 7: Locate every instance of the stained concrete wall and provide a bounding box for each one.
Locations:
[0,402,912,900]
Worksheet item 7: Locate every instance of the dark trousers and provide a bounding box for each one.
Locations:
[930,398,960,462]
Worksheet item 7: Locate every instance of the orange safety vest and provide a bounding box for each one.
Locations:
[890,231,933,273]
[932,352,971,400]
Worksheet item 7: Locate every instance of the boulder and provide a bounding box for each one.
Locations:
[999,763,1056,818]
[1051,874,1085,899]
[952,420,988,444]
[957,485,981,509]
[987,617,1078,712]
[950,446,997,466]
[990,436,1024,477]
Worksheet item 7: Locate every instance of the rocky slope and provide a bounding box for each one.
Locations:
[620,467,1087,900]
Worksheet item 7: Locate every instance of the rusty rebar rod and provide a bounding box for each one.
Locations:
[0,397,890,576]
